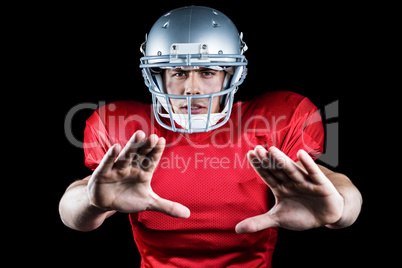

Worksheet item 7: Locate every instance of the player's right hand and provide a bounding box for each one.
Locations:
[87,130,190,218]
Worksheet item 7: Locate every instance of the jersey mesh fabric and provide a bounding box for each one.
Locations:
[84,91,324,267]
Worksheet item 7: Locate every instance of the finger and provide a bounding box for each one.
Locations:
[138,137,166,171]
[254,146,291,184]
[297,149,326,184]
[267,146,307,184]
[114,130,146,168]
[252,146,292,183]
[235,213,278,234]
[253,145,271,167]
[148,136,165,162]
[132,134,159,170]
[96,144,121,173]
[148,195,191,219]
[137,134,159,156]
[248,150,280,188]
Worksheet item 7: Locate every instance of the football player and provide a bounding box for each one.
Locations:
[59,6,362,267]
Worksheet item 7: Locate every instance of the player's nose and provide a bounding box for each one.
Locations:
[184,72,202,95]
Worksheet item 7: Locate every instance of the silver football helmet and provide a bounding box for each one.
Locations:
[140,6,248,133]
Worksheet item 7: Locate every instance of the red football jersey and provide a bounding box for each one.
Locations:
[84,91,324,267]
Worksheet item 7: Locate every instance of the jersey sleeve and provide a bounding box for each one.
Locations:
[279,96,325,162]
[246,91,325,162]
[83,105,113,171]
[83,101,155,171]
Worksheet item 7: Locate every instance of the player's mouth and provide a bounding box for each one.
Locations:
[181,104,206,114]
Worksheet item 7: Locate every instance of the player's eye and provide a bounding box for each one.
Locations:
[201,71,215,77]
[172,72,187,78]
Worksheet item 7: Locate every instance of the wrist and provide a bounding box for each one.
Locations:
[86,178,114,212]
[325,191,355,229]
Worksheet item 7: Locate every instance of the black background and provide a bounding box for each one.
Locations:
[19,0,389,267]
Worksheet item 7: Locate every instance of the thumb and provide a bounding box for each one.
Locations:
[148,195,191,219]
[235,213,278,234]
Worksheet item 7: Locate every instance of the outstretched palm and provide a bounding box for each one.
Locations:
[87,130,190,218]
[236,146,344,233]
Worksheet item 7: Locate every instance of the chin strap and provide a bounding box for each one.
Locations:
[158,110,227,130]
[157,95,230,130]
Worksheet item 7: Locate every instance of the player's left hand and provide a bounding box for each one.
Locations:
[235,146,344,234]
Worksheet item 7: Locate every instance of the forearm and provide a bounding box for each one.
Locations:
[59,176,115,232]
[325,172,362,229]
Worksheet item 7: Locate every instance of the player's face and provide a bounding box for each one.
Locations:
[164,67,225,114]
